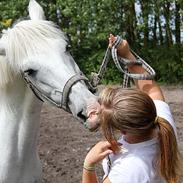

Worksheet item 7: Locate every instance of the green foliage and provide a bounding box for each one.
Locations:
[140,44,183,83]
[0,0,28,21]
[0,0,182,84]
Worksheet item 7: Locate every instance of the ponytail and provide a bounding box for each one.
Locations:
[157,117,182,183]
[99,87,182,180]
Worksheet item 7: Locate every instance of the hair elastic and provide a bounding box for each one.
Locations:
[154,116,159,124]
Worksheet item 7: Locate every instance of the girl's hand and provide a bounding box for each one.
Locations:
[108,34,131,58]
[84,141,113,166]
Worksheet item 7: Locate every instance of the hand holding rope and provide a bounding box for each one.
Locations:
[90,36,156,89]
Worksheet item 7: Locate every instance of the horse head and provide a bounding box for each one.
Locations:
[0,0,99,131]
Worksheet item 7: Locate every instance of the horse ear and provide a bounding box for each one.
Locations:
[28,0,46,20]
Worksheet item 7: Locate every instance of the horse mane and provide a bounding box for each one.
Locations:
[0,55,16,87]
[0,20,67,87]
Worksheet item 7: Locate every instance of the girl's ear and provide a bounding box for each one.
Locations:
[28,0,46,20]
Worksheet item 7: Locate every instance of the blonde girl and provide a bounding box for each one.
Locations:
[82,34,182,183]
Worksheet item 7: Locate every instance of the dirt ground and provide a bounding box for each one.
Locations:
[38,85,183,183]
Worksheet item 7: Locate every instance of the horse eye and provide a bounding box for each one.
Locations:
[24,69,36,76]
[66,44,71,52]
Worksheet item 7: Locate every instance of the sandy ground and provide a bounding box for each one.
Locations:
[38,85,183,183]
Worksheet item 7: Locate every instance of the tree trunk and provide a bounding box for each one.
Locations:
[131,1,137,43]
[163,1,173,47]
[155,0,164,45]
[126,1,136,45]
[153,14,157,46]
[175,1,181,44]
[140,0,149,47]
[158,18,164,45]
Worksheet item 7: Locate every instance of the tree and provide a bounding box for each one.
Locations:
[123,0,137,45]
[0,0,182,83]
[163,0,173,47]
[175,0,181,44]
[139,0,150,47]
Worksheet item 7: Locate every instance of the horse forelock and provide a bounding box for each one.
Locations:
[4,20,67,67]
[0,20,68,87]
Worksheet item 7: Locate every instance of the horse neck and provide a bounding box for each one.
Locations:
[0,75,42,164]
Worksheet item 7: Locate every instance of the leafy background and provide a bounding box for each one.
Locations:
[0,0,182,84]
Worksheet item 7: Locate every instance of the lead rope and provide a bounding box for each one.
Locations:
[90,46,111,89]
[123,66,130,88]
[90,36,156,89]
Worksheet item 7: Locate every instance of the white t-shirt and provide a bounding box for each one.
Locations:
[102,100,177,183]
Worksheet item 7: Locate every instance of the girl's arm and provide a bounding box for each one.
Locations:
[82,170,98,183]
[82,141,113,183]
[109,34,165,101]
[82,171,111,183]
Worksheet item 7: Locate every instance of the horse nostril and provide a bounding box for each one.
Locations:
[77,111,87,122]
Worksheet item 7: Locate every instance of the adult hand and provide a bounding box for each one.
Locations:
[84,141,113,166]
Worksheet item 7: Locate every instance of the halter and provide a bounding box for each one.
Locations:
[90,36,156,88]
[22,71,95,112]
[22,36,156,113]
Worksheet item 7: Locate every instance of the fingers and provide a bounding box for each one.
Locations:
[84,141,115,166]
[103,141,112,148]
[93,141,113,158]
[109,34,116,41]
[108,34,131,58]
[98,142,113,159]
[108,34,116,48]
[92,141,112,153]
[101,149,113,157]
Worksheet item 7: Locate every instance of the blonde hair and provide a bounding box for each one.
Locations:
[99,86,181,183]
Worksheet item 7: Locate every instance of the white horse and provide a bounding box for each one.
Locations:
[0,0,98,182]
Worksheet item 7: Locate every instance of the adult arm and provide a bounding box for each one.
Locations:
[109,34,165,101]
